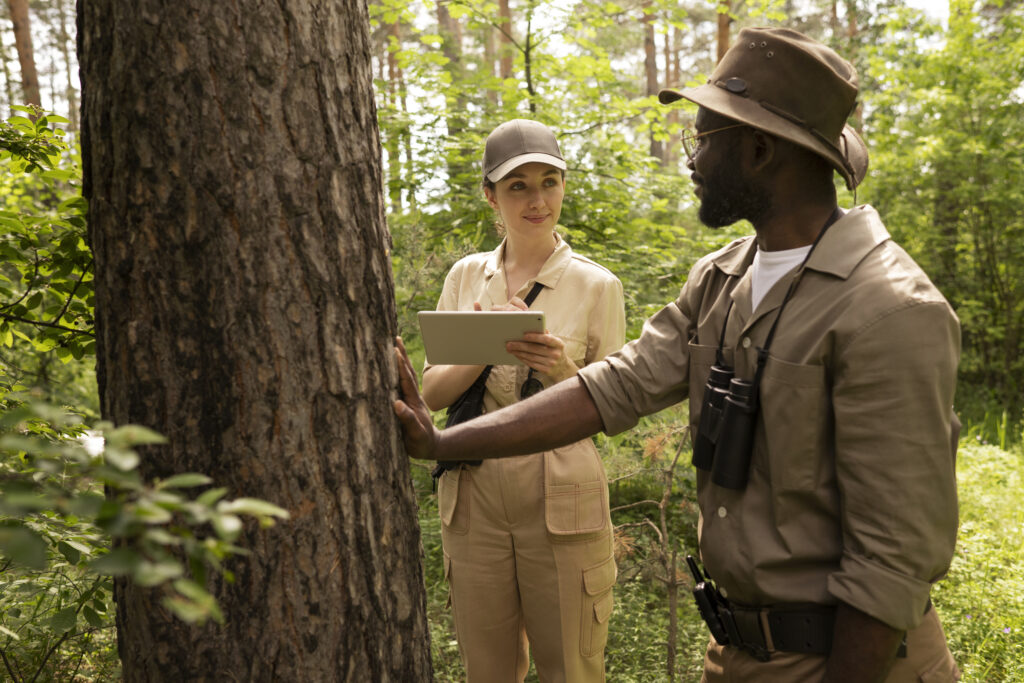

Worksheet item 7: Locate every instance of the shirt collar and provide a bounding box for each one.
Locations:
[806,205,890,279]
[709,204,890,281]
[484,232,574,292]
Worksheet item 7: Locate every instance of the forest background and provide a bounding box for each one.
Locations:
[0,0,1022,680]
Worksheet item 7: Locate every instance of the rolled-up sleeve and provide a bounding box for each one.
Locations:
[578,298,694,436]
[827,300,960,629]
[585,277,626,364]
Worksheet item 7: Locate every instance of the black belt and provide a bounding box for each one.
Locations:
[724,603,909,661]
[727,605,836,661]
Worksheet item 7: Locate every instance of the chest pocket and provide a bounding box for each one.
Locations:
[759,356,830,491]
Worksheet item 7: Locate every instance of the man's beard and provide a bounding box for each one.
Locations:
[698,164,771,228]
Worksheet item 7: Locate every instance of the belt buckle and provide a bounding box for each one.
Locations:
[730,607,772,662]
[742,641,771,662]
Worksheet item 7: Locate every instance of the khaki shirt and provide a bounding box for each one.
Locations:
[430,234,625,415]
[578,205,960,630]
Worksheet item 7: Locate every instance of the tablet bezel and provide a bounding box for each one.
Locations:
[418,310,546,366]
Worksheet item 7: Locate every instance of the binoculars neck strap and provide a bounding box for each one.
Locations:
[747,207,844,405]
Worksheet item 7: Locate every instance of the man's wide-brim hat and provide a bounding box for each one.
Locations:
[659,27,869,190]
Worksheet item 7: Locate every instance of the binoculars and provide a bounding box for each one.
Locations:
[692,364,758,490]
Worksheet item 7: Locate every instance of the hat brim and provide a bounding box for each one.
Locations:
[659,85,868,190]
[487,153,567,182]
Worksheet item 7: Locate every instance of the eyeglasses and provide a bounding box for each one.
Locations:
[681,124,747,162]
[520,369,544,400]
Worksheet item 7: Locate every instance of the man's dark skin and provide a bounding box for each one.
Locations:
[394,106,904,681]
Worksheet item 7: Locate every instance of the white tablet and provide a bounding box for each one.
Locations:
[418,311,545,366]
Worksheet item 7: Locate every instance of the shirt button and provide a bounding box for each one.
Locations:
[741,337,752,349]
[717,506,727,518]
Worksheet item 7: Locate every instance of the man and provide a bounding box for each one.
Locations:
[395,27,961,682]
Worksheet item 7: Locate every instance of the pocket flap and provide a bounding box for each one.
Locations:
[594,591,614,624]
[583,556,617,596]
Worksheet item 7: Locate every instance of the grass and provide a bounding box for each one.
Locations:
[417,436,1024,682]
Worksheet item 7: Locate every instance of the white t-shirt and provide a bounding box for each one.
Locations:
[751,245,811,311]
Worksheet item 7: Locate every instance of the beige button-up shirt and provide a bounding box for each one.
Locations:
[578,205,960,630]
[429,234,625,415]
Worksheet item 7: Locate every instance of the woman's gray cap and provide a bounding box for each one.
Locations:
[659,27,869,190]
[483,119,566,182]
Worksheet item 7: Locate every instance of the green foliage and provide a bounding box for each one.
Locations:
[862,1,1024,435]
[0,400,290,681]
[935,442,1024,682]
[0,106,95,413]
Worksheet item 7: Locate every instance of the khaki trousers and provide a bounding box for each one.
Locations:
[700,605,960,682]
[439,450,615,683]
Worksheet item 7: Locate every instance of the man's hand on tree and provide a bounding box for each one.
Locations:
[393,337,441,460]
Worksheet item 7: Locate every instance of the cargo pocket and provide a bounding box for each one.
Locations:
[544,446,609,537]
[580,555,616,657]
[437,466,470,535]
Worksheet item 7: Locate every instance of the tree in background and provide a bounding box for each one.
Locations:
[864,0,1024,426]
[78,1,431,680]
[4,0,39,108]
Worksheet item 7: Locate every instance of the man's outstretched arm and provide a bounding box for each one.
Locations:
[393,337,604,461]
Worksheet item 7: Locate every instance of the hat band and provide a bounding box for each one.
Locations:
[755,99,857,181]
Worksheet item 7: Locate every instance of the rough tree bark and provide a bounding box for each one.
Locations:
[6,0,41,107]
[78,1,432,681]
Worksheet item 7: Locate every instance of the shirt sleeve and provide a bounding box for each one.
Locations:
[827,300,961,630]
[578,292,695,436]
[585,276,626,364]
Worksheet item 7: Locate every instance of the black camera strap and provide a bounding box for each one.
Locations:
[431,281,545,485]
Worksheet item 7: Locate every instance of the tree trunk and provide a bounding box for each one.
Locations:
[56,0,78,130]
[483,24,498,106]
[77,1,432,681]
[642,2,664,163]
[716,0,731,63]
[6,0,41,107]
[498,0,513,80]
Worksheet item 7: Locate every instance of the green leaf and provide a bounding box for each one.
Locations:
[0,624,19,640]
[82,605,105,629]
[217,498,291,520]
[211,513,243,541]
[102,447,140,471]
[158,473,213,489]
[105,425,167,447]
[57,540,82,565]
[0,525,48,569]
[49,606,78,634]
[89,548,141,576]
[196,487,229,507]
[132,559,183,587]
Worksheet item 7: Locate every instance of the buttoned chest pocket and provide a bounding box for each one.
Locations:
[759,356,830,491]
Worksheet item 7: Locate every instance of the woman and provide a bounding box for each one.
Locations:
[421,119,626,682]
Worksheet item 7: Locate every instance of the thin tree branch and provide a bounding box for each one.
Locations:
[0,647,24,683]
[50,259,92,326]
[0,256,41,313]
[0,313,94,336]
